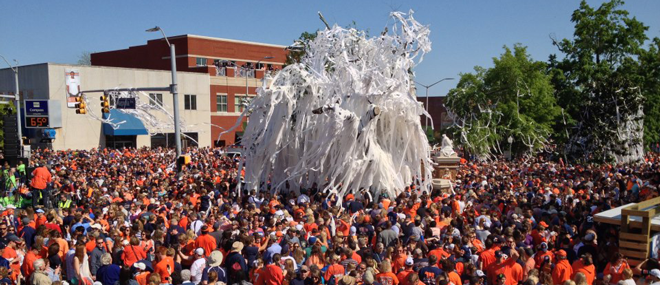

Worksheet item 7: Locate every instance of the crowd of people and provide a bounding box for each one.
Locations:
[0,146,659,285]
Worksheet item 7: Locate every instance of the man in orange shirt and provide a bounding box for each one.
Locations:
[21,244,40,279]
[479,237,501,270]
[30,163,52,208]
[486,248,519,285]
[571,253,596,285]
[397,258,414,285]
[154,247,173,283]
[552,250,573,285]
[193,226,217,257]
[534,242,554,269]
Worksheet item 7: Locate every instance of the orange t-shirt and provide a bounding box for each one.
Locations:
[136,272,149,285]
[376,272,399,285]
[324,264,345,281]
[602,262,629,284]
[479,248,497,270]
[22,251,40,279]
[397,269,413,285]
[154,258,172,280]
[193,234,217,257]
[393,253,408,273]
[448,271,462,285]
[486,258,516,285]
[122,245,147,267]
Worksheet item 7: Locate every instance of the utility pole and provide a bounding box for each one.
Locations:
[1,55,22,152]
[415,77,454,130]
[147,26,182,157]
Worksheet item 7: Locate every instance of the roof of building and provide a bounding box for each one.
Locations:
[165,34,289,49]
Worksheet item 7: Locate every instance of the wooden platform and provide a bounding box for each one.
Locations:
[594,197,660,266]
[594,201,660,232]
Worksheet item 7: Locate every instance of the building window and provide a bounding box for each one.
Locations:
[149,93,163,106]
[196,57,207,66]
[235,95,251,112]
[184,94,197,110]
[216,94,228,112]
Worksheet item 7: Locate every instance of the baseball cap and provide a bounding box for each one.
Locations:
[556,250,567,257]
[651,269,660,279]
[36,209,45,214]
[195,248,205,256]
[134,262,146,270]
[405,257,414,266]
[476,270,486,277]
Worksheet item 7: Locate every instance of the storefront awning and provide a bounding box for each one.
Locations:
[102,109,148,136]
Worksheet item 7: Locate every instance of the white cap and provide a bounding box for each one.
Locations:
[476,270,486,277]
[405,257,414,266]
[135,262,146,270]
[651,269,660,279]
[122,240,129,246]
[195,248,205,256]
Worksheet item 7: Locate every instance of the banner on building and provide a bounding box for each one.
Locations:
[65,69,81,108]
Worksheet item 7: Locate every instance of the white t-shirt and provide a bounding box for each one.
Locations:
[618,279,635,285]
[190,258,207,284]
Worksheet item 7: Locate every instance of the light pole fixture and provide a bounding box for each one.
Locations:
[0,55,22,151]
[146,26,182,157]
[415,77,454,130]
[508,136,514,159]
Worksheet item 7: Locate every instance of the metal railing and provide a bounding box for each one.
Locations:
[215,66,226,76]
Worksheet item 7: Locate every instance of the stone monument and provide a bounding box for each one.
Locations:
[432,134,460,192]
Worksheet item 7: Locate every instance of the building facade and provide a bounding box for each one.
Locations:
[0,63,211,151]
[416,96,453,130]
[92,34,288,146]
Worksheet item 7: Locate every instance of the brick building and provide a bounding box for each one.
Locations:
[416,96,452,130]
[92,35,288,146]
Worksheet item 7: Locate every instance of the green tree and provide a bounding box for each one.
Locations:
[0,103,16,148]
[446,44,560,159]
[285,31,318,66]
[640,38,660,149]
[549,0,649,163]
[76,51,93,66]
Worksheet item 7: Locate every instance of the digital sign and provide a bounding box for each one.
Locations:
[27,116,50,128]
[24,99,62,129]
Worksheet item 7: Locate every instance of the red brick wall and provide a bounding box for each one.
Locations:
[416,96,453,129]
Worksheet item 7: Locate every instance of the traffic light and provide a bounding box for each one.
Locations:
[75,96,87,114]
[100,93,110,113]
[176,155,191,171]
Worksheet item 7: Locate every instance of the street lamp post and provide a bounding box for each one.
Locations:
[508,136,514,160]
[415,77,454,130]
[1,55,22,152]
[146,26,182,157]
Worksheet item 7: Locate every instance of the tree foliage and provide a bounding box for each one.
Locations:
[446,44,560,159]
[549,0,650,163]
[76,51,92,66]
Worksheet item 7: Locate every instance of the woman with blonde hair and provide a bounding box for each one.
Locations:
[617,268,635,285]
[283,259,295,285]
[573,272,588,285]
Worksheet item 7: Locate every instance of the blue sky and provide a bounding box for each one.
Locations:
[2,1,659,97]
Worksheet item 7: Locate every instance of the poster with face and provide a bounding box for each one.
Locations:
[65,69,81,108]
